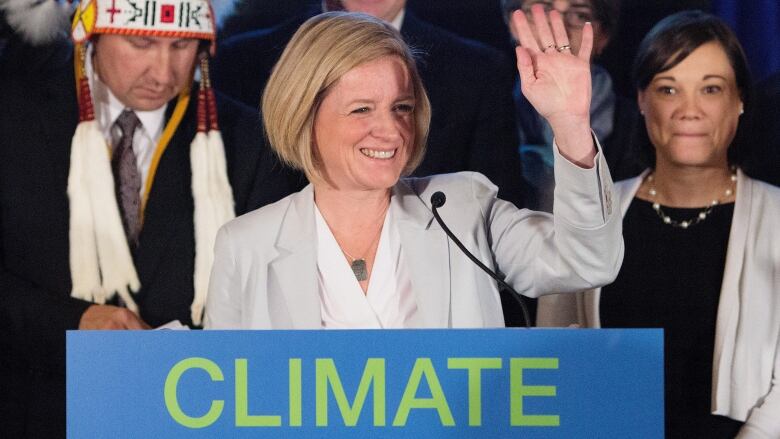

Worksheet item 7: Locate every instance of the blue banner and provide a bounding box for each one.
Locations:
[67,329,663,438]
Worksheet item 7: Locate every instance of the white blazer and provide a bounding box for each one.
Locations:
[205,148,623,330]
[537,169,780,438]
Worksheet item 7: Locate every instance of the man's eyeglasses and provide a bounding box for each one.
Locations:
[519,1,595,28]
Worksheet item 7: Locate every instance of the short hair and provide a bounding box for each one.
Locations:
[631,10,752,166]
[500,0,621,38]
[262,12,431,182]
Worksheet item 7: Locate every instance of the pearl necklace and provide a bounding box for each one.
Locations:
[646,169,737,229]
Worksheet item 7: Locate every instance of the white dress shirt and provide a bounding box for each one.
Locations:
[315,203,417,329]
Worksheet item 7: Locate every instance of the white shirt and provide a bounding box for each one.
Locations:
[314,202,417,329]
[86,45,167,197]
[389,8,405,31]
[321,3,405,30]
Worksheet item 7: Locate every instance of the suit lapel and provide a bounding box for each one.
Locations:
[134,99,196,291]
[392,180,451,327]
[269,185,321,328]
[399,11,429,52]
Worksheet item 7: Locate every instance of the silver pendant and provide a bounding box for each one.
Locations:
[351,259,367,281]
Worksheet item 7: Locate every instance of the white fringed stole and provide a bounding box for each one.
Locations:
[190,58,235,325]
[68,69,140,311]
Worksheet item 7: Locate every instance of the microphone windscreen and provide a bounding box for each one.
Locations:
[431,191,446,208]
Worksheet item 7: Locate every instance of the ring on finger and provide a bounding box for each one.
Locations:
[544,44,556,53]
[557,44,571,52]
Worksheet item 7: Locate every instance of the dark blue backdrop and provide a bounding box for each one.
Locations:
[713,0,780,81]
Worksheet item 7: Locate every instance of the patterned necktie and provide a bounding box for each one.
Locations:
[112,109,143,247]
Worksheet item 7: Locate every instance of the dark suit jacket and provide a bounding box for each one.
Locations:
[0,39,303,438]
[211,9,526,208]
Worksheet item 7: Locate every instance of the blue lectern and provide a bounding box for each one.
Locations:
[67,328,663,438]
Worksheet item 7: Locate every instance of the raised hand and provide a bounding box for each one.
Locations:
[512,5,595,166]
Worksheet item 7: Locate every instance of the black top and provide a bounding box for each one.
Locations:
[601,198,743,439]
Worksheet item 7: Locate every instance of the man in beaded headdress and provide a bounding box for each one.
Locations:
[68,0,233,325]
[0,0,300,435]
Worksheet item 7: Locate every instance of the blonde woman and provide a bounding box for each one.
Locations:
[205,9,622,330]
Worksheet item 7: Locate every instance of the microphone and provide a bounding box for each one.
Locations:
[430,191,532,328]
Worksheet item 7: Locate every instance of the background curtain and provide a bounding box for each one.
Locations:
[713,0,780,81]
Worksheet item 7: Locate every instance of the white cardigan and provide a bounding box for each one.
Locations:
[537,169,780,438]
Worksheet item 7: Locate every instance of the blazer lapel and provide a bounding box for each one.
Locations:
[134,99,196,289]
[269,185,321,328]
[392,180,451,327]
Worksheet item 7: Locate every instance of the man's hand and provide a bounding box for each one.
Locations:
[79,304,151,330]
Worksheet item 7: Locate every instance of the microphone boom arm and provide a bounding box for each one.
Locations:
[430,192,531,328]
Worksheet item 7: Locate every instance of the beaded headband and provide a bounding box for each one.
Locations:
[71,0,215,43]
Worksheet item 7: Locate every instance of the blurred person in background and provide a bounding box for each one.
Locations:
[502,0,644,212]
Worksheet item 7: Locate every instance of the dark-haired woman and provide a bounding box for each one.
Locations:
[538,11,780,438]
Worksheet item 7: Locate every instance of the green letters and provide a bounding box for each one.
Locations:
[235,359,282,427]
[510,358,559,427]
[315,358,386,426]
[393,358,455,427]
[448,358,502,426]
[163,355,560,430]
[289,358,302,426]
[164,357,225,428]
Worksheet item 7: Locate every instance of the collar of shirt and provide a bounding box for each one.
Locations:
[313,201,417,329]
[320,3,405,30]
[389,8,405,31]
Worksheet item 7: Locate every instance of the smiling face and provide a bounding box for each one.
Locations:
[93,34,199,111]
[313,56,415,192]
[339,0,406,22]
[638,41,743,170]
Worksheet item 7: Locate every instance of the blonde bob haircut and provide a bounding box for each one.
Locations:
[262,12,431,182]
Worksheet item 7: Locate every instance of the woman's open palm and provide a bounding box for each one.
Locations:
[512,5,593,126]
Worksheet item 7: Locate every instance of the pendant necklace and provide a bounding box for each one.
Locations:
[320,201,388,282]
[646,167,737,229]
[341,223,384,282]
